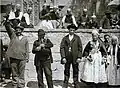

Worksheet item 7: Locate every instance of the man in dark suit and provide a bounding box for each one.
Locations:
[104,34,111,52]
[60,24,82,88]
[4,20,29,88]
[32,29,53,88]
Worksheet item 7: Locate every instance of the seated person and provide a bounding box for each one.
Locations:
[20,7,34,28]
[88,14,98,29]
[77,9,90,29]
[62,8,77,28]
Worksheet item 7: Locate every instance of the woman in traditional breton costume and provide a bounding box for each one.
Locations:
[81,30,108,88]
[107,36,120,86]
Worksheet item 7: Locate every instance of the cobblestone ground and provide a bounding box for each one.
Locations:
[1,81,120,88]
[0,80,88,88]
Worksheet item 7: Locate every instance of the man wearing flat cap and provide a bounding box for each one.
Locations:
[4,20,29,88]
[32,29,53,88]
[100,10,113,29]
[60,24,82,88]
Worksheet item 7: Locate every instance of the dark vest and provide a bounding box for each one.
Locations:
[65,15,73,23]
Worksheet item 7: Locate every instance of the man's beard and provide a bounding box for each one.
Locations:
[16,32,21,36]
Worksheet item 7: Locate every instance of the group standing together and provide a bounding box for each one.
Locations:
[1,20,120,88]
[0,3,120,88]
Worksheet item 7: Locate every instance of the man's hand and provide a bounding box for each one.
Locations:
[76,58,81,63]
[40,44,45,48]
[101,57,107,65]
[87,57,93,62]
[81,22,86,26]
[117,65,120,69]
[99,27,103,29]
[62,58,67,64]
[35,46,41,51]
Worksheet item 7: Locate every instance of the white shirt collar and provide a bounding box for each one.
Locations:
[69,34,74,41]
[18,35,23,40]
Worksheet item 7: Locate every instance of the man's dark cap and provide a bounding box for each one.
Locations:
[38,29,45,35]
[67,24,77,30]
[15,25,24,31]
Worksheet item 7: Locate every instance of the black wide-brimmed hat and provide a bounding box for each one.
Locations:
[15,25,24,31]
[67,24,77,30]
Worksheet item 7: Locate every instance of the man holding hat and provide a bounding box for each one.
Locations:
[32,29,53,88]
[60,24,82,88]
[4,20,29,88]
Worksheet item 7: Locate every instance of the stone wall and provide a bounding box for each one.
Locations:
[0,28,120,84]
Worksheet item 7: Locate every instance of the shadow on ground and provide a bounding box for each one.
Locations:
[27,80,75,88]
[26,80,89,88]
[4,80,120,88]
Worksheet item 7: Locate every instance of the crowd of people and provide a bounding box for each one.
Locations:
[1,3,120,30]
[39,4,120,30]
[1,23,120,88]
[0,3,120,88]
[2,4,33,29]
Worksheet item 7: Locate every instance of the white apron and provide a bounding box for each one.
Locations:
[81,41,107,83]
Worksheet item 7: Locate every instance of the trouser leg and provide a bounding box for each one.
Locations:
[36,65,44,88]
[72,63,79,88]
[62,75,70,88]
[10,58,19,87]
[43,60,53,88]
[86,82,96,88]
[18,60,26,88]
[4,68,11,79]
[63,62,71,88]
[0,63,2,81]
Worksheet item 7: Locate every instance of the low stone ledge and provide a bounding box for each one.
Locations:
[1,26,120,33]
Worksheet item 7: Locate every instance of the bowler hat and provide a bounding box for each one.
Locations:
[67,24,77,30]
[38,29,45,35]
